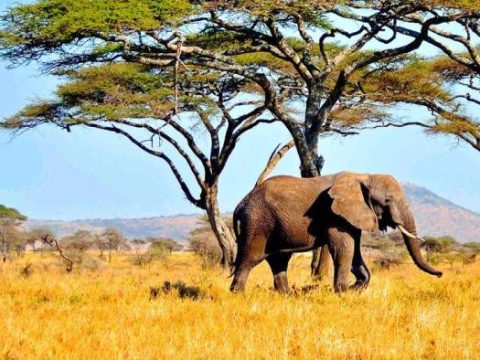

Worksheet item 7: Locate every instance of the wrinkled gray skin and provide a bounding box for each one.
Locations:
[231,172,442,293]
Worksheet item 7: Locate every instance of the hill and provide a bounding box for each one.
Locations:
[26,183,480,243]
[27,215,201,243]
[403,183,480,242]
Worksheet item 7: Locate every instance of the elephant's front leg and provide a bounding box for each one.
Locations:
[266,253,292,294]
[327,227,355,293]
[351,231,370,290]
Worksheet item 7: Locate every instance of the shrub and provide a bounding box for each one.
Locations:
[373,253,403,270]
[147,238,183,254]
[362,232,399,252]
[189,223,222,269]
[97,227,129,262]
[427,251,475,269]
[463,242,480,254]
[460,252,476,265]
[130,239,181,268]
[424,236,457,253]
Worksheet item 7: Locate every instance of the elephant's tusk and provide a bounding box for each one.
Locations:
[397,224,415,238]
[397,224,425,242]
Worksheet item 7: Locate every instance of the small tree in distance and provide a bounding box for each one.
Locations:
[189,217,223,269]
[98,227,128,262]
[0,204,27,263]
[147,237,183,254]
[129,237,182,268]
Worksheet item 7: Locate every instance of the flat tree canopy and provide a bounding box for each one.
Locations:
[2,1,479,171]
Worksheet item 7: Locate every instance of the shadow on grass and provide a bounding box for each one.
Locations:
[150,281,212,301]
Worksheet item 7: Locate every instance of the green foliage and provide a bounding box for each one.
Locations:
[427,251,476,269]
[423,235,477,269]
[362,232,402,252]
[130,237,181,267]
[424,235,457,253]
[0,204,27,221]
[363,58,452,105]
[148,237,183,254]
[0,0,193,49]
[423,0,480,10]
[61,230,97,253]
[3,62,223,127]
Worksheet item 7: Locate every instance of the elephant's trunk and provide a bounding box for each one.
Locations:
[397,208,443,278]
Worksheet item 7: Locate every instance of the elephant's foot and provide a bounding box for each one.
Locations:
[273,272,290,294]
[229,281,246,293]
[229,264,253,293]
[350,280,369,291]
[334,282,349,293]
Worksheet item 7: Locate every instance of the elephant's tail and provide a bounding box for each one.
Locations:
[229,209,245,278]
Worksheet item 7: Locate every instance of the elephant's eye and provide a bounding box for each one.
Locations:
[385,197,392,204]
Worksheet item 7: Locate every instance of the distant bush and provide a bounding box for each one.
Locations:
[0,218,27,262]
[463,242,480,254]
[147,237,183,254]
[189,219,222,269]
[424,236,457,253]
[427,251,476,269]
[362,232,400,252]
[96,227,129,262]
[460,252,477,265]
[130,238,182,268]
[373,253,404,270]
[421,235,477,269]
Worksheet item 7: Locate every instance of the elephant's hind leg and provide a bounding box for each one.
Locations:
[351,232,370,290]
[266,253,292,294]
[230,262,254,293]
[327,227,355,293]
[229,234,266,293]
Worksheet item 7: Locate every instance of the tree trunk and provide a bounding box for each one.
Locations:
[302,143,331,280]
[303,87,331,280]
[205,185,237,269]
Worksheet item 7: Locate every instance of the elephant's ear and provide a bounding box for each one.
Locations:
[328,173,377,232]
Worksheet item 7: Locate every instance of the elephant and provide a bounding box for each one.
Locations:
[230,171,442,293]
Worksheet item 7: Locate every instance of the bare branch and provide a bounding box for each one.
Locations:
[255,140,295,186]
[84,123,204,208]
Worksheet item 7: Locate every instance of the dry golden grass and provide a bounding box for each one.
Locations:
[1,252,479,359]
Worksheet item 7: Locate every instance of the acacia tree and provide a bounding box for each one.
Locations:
[98,227,128,262]
[2,62,277,268]
[333,54,480,155]
[332,4,480,152]
[0,205,27,262]
[1,1,478,272]
[25,226,55,255]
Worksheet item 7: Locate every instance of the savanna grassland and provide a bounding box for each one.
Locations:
[1,252,479,360]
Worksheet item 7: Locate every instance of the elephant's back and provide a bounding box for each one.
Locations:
[255,176,333,246]
[258,175,333,202]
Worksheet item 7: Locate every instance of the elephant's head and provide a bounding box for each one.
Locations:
[328,172,442,277]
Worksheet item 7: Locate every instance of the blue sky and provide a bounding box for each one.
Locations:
[1,2,480,220]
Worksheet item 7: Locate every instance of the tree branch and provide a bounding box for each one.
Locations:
[84,123,205,208]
